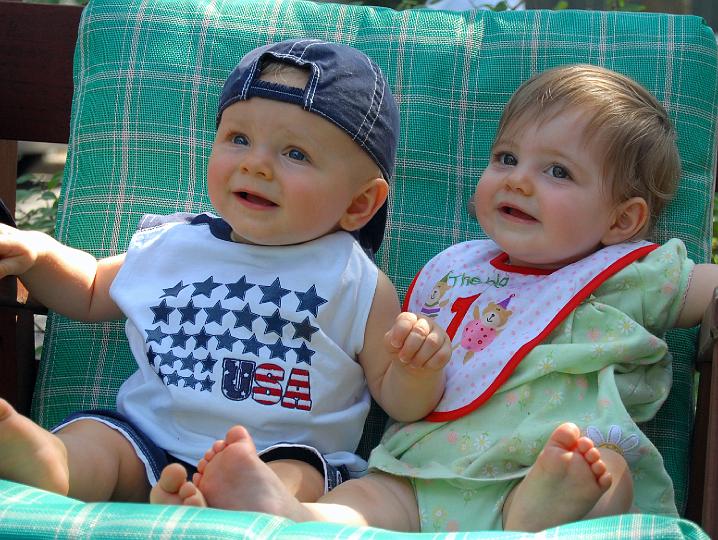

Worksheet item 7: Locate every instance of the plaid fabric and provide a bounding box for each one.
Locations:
[10,0,716,536]
[0,479,710,539]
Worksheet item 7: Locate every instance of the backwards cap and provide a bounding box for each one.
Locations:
[216,38,400,255]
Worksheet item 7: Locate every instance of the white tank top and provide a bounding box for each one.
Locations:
[110,214,377,472]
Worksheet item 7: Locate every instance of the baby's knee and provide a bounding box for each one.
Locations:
[326,473,419,531]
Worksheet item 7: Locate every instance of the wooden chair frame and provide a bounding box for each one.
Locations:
[0,0,716,535]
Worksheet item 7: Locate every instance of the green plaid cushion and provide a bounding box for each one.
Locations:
[13,0,717,536]
[0,479,710,539]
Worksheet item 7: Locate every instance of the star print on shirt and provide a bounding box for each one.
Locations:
[267,338,291,362]
[259,277,291,307]
[205,300,230,325]
[215,328,239,352]
[170,327,191,348]
[178,300,202,325]
[295,285,328,316]
[145,326,167,345]
[292,316,319,342]
[199,353,218,373]
[191,276,221,298]
[146,346,158,368]
[161,280,188,298]
[145,271,331,397]
[240,334,265,357]
[183,373,200,389]
[177,352,196,372]
[225,275,255,301]
[150,299,174,325]
[262,309,290,336]
[294,342,315,365]
[192,328,212,350]
[158,350,180,369]
[199,374,215,392]
[232,305,259,332]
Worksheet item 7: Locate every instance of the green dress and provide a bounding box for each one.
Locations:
[369,239,691,531]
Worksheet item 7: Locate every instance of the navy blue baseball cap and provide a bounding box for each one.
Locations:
[216,38,400,255]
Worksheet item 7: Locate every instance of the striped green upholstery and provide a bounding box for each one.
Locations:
[5,0,716,537]
[0,478,709,540]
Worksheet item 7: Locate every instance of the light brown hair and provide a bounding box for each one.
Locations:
[259,61,310,88]
[495,64,681,237]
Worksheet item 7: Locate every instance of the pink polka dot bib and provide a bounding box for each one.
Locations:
[405,239,657,421]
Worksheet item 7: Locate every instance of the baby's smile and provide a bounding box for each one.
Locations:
[237,191,278,208]
[499,204,536,222]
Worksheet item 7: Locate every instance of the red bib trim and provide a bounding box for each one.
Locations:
[405,240,657,422]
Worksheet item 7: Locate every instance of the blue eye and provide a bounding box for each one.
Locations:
[549,164,570,179]
[288,148,307,161]
[497,152,517,166]
[232,134,249,146]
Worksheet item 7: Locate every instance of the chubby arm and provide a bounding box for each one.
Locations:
[0,224,123,321]
[676,263,718,328]
[358,270,452,422]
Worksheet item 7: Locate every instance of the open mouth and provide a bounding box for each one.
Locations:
[237,191,277,207]
[499,204,536,222]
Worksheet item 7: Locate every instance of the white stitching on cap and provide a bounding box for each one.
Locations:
[298,39,329,60]
[361,61,386,147]
[354,58,381,144]
[255,87,304,99]
[301,41,329,107]
[241,59,261,97]
[287,38,318,58]
[306,67,319,108]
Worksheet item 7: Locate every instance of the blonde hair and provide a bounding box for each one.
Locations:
[495,64,681,237]
[259,61,310,89]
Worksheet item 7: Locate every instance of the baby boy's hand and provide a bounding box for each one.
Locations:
[0,224,39,279]
[385,312,451,371]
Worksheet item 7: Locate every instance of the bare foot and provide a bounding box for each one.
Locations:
[193,425,310,520]
[503,422,612,531]
[150,462,207,506]
[193,437,230,487]
[0,398,69,493]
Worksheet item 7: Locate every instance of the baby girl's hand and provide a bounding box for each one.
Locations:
[385,312,452,371]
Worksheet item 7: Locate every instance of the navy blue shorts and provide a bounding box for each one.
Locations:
[52,409,350,491]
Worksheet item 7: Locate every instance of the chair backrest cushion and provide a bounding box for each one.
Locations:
[36,0,718,515]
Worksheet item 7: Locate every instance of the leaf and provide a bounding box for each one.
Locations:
[40,191,58,201]
[481,1,510,10]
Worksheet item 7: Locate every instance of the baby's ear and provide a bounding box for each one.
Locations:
[602,197,649,245]
[339,178,389,232]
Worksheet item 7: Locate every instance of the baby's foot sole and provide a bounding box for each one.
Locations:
[504,423,610,531]
[196,425,309,520]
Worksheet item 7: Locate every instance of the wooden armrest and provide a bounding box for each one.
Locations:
[686,287,718,537]
[0,277,37,416]
[0,293,48,315]
[697,287,718,363]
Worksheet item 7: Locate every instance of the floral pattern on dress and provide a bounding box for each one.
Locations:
[585,425,641,464]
